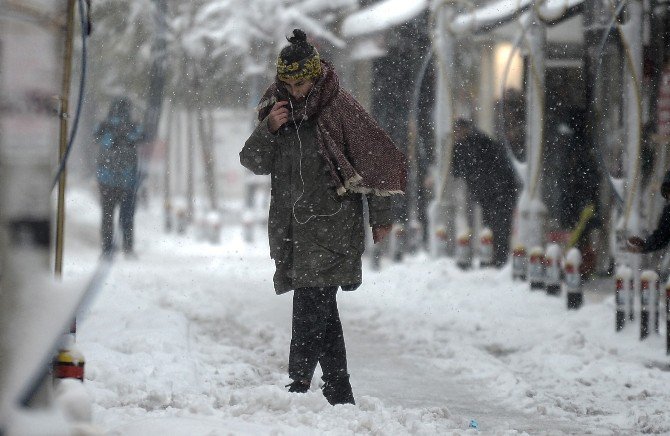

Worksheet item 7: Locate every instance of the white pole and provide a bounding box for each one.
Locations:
[618,0,644,302]
[429,4,457,257]
[516,9,547,257]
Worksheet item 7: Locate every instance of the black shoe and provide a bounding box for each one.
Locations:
[321,375,355,405]
[285,379,310,393]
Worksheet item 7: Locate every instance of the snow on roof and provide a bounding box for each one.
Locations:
[538,0,585,22]
[341,0,428,38]
[449,0,534,34]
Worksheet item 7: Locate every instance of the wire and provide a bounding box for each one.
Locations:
[288,88,343,225]
[50,0,89,191]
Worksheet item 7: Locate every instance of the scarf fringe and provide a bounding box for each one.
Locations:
[336,174,405,197]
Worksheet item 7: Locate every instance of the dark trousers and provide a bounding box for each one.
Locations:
[289,286,348,383]
[481,202,514,266]
[100,184,136,254]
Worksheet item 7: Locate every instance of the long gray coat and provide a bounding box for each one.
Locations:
[240,117,393,294]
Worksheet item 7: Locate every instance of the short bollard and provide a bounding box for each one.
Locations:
[53,334,85,382]
[456,232,472,270]
[529,246,545,290]
[615,267,632,331]
[512,245,527,281]
[628,272,635,322]
[565,248,582,310]
[639,270,658,340]
[544,244,562,296]
[479,228,493,268]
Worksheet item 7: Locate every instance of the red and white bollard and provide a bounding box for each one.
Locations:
[456,231,472,270]
[53,334,85,382]
[615,267,632,331]
[639,270,658,340]
[512,245,527,281]
[565,248,582,309]
[544,244,562,296]
[528,246,545,290]
[479,227,493,268]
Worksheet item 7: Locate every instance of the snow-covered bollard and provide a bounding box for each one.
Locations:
[615,267,632,331]
[172,197,189,234]
[512,244,527,281]
[528,246,545,290]
[205,210,222,244]
[479,227,493,268]
[455,231,472,270]
[544,244,562,296]
[639,270,658,340]
[564,248,582,309]
[53,334,85,382]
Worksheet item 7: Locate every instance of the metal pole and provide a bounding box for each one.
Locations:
[429,4,457,257]
[55,0,77,278]
[619,0,644,300]
[516,8,547,255]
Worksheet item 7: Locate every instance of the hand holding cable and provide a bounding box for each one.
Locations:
[268,101,289,134]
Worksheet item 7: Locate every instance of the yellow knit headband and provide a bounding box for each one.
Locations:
[277,54,321,81]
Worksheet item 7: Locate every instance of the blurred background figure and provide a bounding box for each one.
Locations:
[452,118,519,267]
[94,97,145,257]
[627,169,670,254]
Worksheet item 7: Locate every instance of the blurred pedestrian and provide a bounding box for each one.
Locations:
[240,29,406,405]
[95,97,145,257]
[452,118,519,267]
[627,169,670,254]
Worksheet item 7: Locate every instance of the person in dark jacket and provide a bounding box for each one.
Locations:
[452,118,519,267]
[627,170,670,253]
[240,30,406,405]
[95,97,145,257]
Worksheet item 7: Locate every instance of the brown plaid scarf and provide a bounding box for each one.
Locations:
[257,61,407,196]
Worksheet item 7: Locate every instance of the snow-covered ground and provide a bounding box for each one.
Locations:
[62,186,670,435]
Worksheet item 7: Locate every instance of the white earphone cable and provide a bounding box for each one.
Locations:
[289,88,342,225]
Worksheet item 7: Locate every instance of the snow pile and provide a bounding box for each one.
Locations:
[61,187,670,434]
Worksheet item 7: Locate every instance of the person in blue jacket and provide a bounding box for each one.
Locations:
[95,97,145,257]
[627,170,670,253]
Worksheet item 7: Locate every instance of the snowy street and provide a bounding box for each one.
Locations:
[63,188,670,435]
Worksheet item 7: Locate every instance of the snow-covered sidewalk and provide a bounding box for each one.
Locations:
[64,188,670,434]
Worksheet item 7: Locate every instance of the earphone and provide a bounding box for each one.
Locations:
[287,88,343,225]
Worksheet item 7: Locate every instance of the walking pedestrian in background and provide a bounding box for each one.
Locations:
[452,118,519,267]
[95,97,145,257]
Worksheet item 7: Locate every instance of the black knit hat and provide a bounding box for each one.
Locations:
[276,29,321,81]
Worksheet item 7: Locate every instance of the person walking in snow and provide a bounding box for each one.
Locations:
[627,169,670,254]
[452,118,519,267]
[95,97,145,257]
[240,29,406,405]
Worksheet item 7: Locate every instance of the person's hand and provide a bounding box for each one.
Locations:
[372,224,392,244]
[267,101,289,134]
[626,236,645,253]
